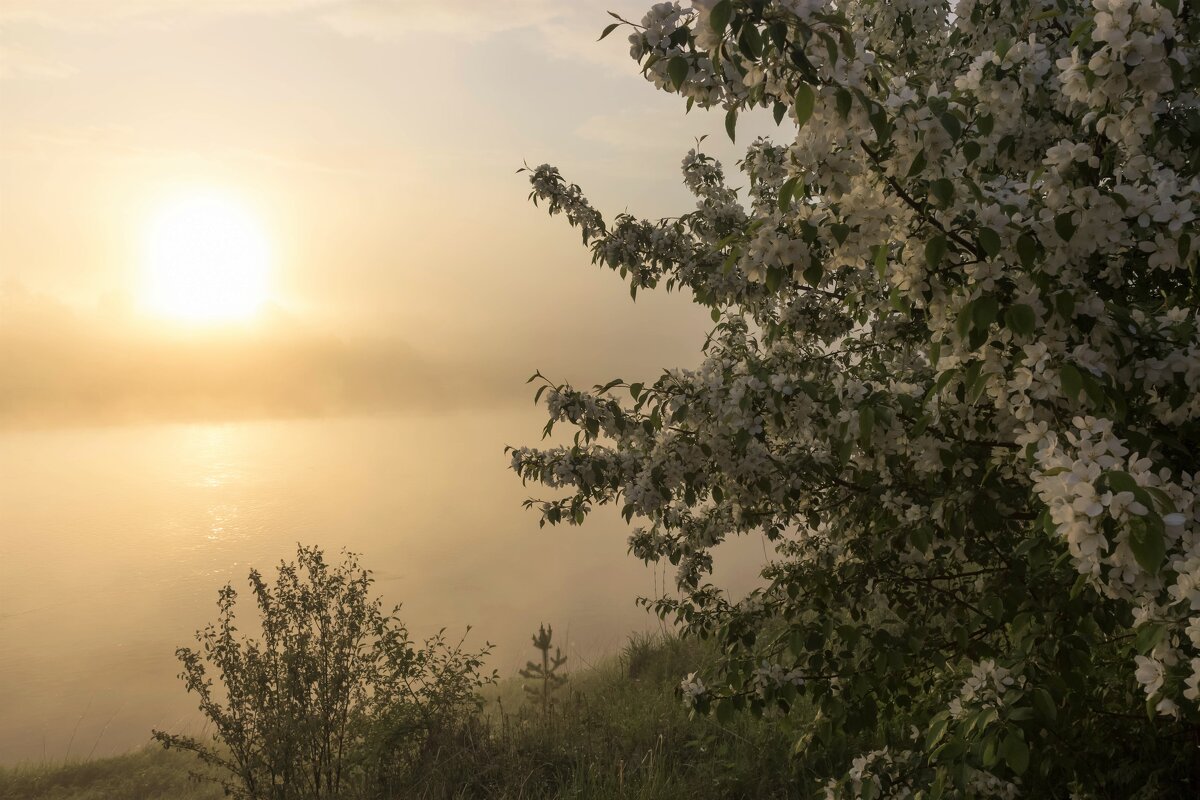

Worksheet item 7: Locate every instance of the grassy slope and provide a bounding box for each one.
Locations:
[0,634,812,800]
[0,748,223,800]
[402,633,811,799]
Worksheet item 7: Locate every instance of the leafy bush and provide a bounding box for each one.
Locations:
[153,545,494,800]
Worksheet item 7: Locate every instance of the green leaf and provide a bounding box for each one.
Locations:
[768,21,788,52]
[939,111,962,141]
[722,248,740,274]
[1054,212,1076,242]
[725,108,738,142]
[869,106,891,143]
[765,266,783,292]
[667,57,689,90]
[794,83,816,130]
[1106,471,1139,494]
[831,223,850,245]
[1004,304,1036,336]
[598,23,619,41]
[910,414,930,439]
[1129,515,1167,574]
[773,101,788,125]
[1135,623,1168,655]
[778,176,801,211]
[907,150,927,177]
[803,263,823,286]
[925,235,947,268]
[972,295,999,332]
[714,231,741,248]
[817,31,839,65]
[1016,234,1038,267]
[931,734,965,763]
[710,0,732,33]
[715,697,735,725]
[1060,364,1083,401]
[925,714,949,749]
[928,368,958,402]
[874,244,888,278]
[1145,485,1175,513]
[930,178,955,208]
[979,734,1001,765]
[967,362,989,401]
[1055,291,1076,319]
[738,23,762,59]
[977,114,994,136]
[1078,369,1106,407]
[978,228,1002,258]
[1001,730,1030,775]
[859,406,875,448]
[956,299,976,340]
[835,88,852,119]
[1031,688,1057,723]
[930,769,947,800]
[1007,707,1035,722]
[963,140,982,163]
[912,526,937,558]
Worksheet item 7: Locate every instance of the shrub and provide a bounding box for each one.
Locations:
[153,545,494,800]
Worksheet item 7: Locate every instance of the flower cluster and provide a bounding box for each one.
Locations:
[679,671,707,708]
[948,660,1024,720]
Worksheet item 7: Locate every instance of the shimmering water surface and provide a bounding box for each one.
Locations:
[0,412,764,764]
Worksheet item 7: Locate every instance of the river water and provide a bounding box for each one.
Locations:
[0,411,765,764]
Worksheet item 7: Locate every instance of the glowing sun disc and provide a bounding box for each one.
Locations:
[141,190,271,322]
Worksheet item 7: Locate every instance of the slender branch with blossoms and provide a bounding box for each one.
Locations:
[511,1,1200,795]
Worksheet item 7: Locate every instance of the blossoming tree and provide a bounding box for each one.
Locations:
[510,1,1199,795]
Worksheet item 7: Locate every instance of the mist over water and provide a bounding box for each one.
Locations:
[0,411,766,765]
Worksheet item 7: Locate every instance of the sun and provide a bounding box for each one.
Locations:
[141,189,272,323]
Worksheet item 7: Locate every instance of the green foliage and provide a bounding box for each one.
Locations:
[153,545,495,800]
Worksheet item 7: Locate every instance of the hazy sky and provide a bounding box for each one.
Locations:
[0,0,789,425]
